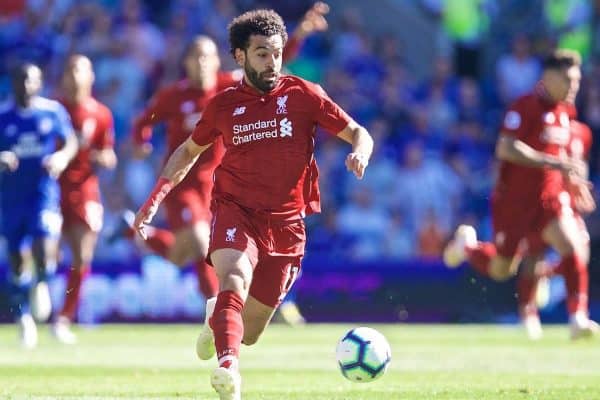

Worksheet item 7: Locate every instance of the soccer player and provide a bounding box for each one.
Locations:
[120,2,330,302]
[133,9,373,400]
[516,117,596,339]
[0,63,78,348]
[444,49,598,339]
[53,54,117,344]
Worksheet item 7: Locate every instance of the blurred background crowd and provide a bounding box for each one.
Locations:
[2,0,600,265]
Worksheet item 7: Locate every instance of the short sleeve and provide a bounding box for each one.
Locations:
[191,97,221,146]
[501,99,528,139]
[309,84,352,135]
[54,104,75,141]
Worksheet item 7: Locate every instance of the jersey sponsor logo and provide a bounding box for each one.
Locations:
[276,95,288,114]
[541,126,569,145]
[504,110,521,130]
[225,227,237,242]
[231,117,293,145]
[232,106,246,116]
[12,133,45,158]
[79,118,97,148]
[279,117,293,137]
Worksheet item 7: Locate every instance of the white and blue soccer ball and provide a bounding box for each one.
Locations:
[336,327,392,383]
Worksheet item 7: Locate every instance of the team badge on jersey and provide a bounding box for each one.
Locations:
[276,95,288,114]
[504,111,521,130]
[226,227,237,242]
[38,118,53,135]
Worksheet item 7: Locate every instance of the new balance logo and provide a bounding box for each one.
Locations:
[276,95,288,114]
[279,118,293,137]
[226,227,237,242]
[232,106,246,116]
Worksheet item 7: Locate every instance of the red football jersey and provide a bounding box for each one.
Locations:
[59,97,114,194]
[568,120,592,160]
[131,71,241,181]
[495,92,572,201]
[191,75,352,217]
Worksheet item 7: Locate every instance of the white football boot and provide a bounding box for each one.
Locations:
[521,313,543,341]
[570,311,599,340]
[18,313,38,349]
[30,281,52,322]
[443,225,477,268]
[211,366,241,400]
[196,296,217,360]
[51,316,77,345]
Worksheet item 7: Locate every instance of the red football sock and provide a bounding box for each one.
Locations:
[210,290,245,367]
[195,259,219,298]
[59,265,90,321]
[466,242,496,277]
[517,273,539,315]
[559,254,589,314]
[144,227,175,258]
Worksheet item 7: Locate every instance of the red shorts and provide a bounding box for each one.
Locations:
[208,199,305,307]
[164,179,212,231]
[492,191,571,258]
[61,187,103,233]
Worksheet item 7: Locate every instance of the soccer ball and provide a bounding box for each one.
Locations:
[336,327,392,383]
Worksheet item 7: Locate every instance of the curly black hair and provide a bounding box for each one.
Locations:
[228,9,288,57]
[543,48,581,71]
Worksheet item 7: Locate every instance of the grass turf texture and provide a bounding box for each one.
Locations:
[0,324,599,399]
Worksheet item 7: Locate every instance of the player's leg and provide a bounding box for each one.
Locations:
[517,254,544,340]
[242,256,301,345]
[8,249,38,348]
[164,192,220,298]
[444,224,520,281]
[541,213,598,338]
[30,236,59,323]
[167,221,219,298]
[53,222,97,343]
[208,248,253,400]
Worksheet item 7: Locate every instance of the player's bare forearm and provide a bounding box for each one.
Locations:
[495,135,560,169]
[160,137,211,186]
[338,121,373,179]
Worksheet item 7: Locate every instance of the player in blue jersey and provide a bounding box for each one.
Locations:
[0,63,78,348]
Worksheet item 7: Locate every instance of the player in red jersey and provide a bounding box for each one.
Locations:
[444,49,598,340]
[115,2,330,304]
[54,54,117,343]
[133,9,373,399]
[516,118,597,338]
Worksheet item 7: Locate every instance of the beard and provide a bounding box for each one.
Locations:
[244,59,279,92]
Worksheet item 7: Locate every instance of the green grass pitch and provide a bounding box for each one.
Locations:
[0,323,599,399]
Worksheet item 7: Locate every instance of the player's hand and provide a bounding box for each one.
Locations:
[133,203,158,241]
[567,174,596,214]
[90,149,118,169]
[298,2,329,37]
[42,152,70,178]
[133,143,152,160]
[0,151,18,172]
[345,152,368,179]
[556,157,587,178]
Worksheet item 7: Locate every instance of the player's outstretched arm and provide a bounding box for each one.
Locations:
[133,137,212,239]
[337,120,373,180]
